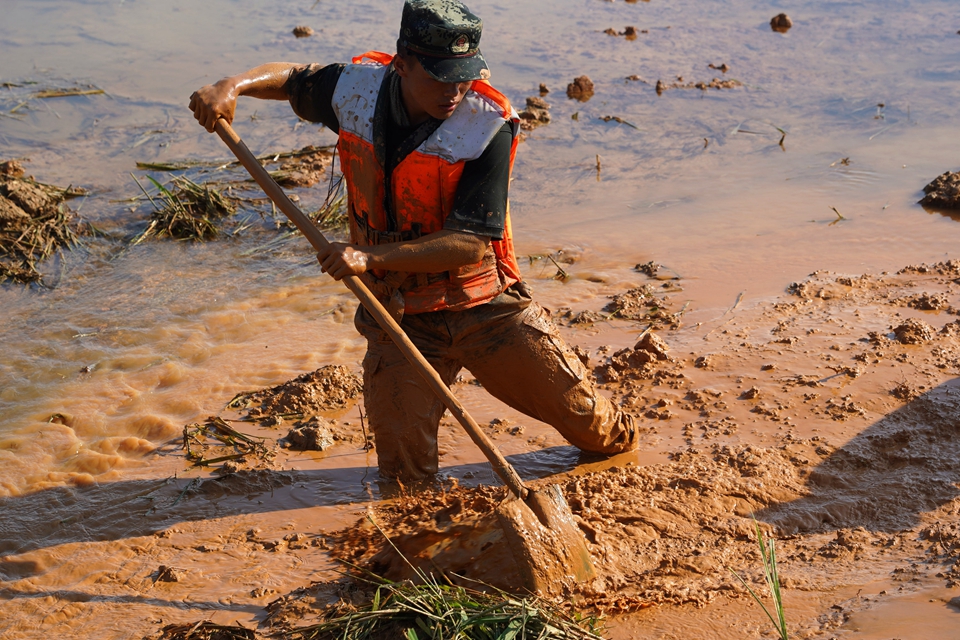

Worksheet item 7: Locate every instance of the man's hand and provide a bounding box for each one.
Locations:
[317,242,371,280]
[188,63,304,133]
[189,79,238,133]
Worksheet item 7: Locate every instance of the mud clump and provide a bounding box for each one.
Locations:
[270,145,333,188]
[0,162,85,284]
[770,13,793,33]
[155,565,187,583]
[292,25,314,38]
[655,77,743,95]
[518,96,552,132]
[892,318,936,344]
[329,481,521,589]
[0,160,25,178]
[919,171,960,209]
[285,417,335,451]
[229,364,362,423]
[566,76,595,102]
[603,284,683,327]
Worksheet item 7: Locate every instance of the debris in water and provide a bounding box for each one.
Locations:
[292,25,314,38]
[0,160,25,178]
[599,115,639,129]
[919,171,960,209]
[566,75,595,102]
[155,565,188,583]
[132,174,237,242]
[655,77,743,95]
[770,13,793,33]
[518,96,551,131]
[636,261,662,277]
[182,416,273,468]
[0,162,86,285]
[539,83,550,95]
[708,63,730,73]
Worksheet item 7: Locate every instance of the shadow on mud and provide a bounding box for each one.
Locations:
[758,377,960,534]
[0,445,589,563]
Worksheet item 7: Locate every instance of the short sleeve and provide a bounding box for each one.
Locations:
[287,63,345,133]
[443,122,513,240]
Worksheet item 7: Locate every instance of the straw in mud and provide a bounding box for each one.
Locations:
[182,416,272,467]
[286,575,605,640]
[131,174,236,243]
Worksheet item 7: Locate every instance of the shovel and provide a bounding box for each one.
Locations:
[213,119,596,595]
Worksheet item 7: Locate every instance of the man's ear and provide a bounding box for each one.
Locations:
[393,53,409,78]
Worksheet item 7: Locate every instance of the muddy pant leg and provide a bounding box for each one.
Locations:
[466,303,637,454]
[357,311,461,482]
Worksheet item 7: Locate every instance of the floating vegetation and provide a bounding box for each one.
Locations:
[287,572,605,640]
[131,174,237,242]
[2,79,106,118]
[182,416,272,468]
[0,160,87,285]
[33,86,105,99]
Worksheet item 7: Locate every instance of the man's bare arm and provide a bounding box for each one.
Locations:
[189,62,306,132]
[317,230,490,281]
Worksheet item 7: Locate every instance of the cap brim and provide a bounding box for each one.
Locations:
[416,49,488,83]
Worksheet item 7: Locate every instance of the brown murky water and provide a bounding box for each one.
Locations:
[2,0,960,637]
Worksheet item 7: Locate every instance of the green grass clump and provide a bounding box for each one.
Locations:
[132,174,236,243]
[289,574,604,640]
[730,520,788,640]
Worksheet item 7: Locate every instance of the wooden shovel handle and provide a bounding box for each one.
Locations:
[214,119,528,499]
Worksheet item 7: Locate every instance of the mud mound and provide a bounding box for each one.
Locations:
[323,261,960,620]
[229,365,361,423]
[328,481,520,589]
[518,96,551,132]
[0,164,85,284]
[919,170,960,209]
[270,145,333,188]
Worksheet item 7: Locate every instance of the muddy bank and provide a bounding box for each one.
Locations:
[292,261,960,635]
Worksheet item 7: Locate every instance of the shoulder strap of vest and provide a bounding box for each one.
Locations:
[352,51,395,66]
[469,80,514,119]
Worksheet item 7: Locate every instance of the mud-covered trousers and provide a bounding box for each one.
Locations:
[355,284,638,481]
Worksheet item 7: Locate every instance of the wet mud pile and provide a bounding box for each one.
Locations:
[310,261,960,634]
[919,170,960,209]
[0,159,86,284]
[228,365,362,423]
[222,365,367,453]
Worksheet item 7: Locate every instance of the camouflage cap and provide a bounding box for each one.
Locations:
[398,0,489,83]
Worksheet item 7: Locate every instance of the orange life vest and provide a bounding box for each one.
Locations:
[333,51,522,314]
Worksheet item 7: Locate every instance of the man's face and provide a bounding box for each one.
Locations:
[395,54,472,124]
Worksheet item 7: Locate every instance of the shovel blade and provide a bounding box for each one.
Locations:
[495,484,596,596]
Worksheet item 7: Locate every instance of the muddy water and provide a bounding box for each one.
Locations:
[2,0,960,637]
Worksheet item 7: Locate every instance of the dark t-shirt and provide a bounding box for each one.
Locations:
[287,63,511,240]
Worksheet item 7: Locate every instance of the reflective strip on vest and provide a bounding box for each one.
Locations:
[332,51,523,314]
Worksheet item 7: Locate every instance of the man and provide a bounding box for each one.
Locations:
[190,0,637,482]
